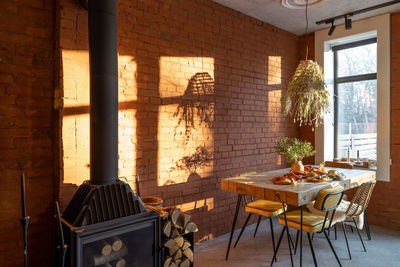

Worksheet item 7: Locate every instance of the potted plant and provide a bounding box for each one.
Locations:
[275,137,315,172]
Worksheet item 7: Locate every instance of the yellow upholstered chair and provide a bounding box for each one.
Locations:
[230,172,289,262]
[233,199,288,262]
[271,186,345,267]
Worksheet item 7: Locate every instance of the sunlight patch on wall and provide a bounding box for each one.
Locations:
[159,56,214,98]
[61,50,138,186]
[63,114,90,185]
[119,55,138,102]
[268,56,282,85]
[176,197,214,212]
[158,57,215,186]
[157,104,214,186]
[61,50,90,185]
[268,89,283,131]
[118,109,137,189]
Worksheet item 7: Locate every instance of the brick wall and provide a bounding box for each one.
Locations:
[0,0,56,266]
[58,0,300,244]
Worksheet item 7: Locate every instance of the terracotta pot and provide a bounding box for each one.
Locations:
[291,160,304,172]
[141,196,163,210]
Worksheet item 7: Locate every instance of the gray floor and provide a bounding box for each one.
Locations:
[194,220,400,267]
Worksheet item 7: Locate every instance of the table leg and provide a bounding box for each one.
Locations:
[225,194,243,260]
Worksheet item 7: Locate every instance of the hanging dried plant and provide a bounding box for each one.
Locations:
[282,60,329,128]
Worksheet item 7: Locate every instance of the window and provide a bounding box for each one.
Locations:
[332,38,377,160]
[315,14,391,181]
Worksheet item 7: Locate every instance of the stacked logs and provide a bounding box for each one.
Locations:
[161,208,198,267]
[91,237,127,267]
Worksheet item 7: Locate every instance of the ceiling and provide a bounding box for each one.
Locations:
[212,0,400,35]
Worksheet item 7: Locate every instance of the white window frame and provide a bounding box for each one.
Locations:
[314,14,391,181]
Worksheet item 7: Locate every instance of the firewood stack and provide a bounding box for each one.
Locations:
[161,208,198,267]
[91,237,127,267]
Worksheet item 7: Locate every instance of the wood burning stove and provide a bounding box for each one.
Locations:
[62,212,161,267]
[60,0,161,266]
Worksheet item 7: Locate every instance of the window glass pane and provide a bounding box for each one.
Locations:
[337,43,377,77]
[337,80,377,160]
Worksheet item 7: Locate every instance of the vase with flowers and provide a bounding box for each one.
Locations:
[275,137,315,172]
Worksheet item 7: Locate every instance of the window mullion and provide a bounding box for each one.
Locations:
[336,73,377,84]
[334,50,339,158]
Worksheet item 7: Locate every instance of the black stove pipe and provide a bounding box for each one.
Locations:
[88,0,118,185]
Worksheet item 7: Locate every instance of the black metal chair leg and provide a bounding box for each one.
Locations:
[294,230,299,255]
[349,225,354,233]
[364,210,372,240]
[269,217,277,263]
[283,203,294,267]
[323,230,342,267]
[226,194,242,260]
[312,233,315,240]
[288,230,295,250]
[341,222,351,260]
[271,226,286,266]
[234,213,252,248]
[353,218,366,252]
[307,233,318,267]
[334,224,337,240]
[254,215,262,238]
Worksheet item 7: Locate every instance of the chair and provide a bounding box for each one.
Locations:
[324,161,373,240]
[271,186,345,267]
[339,181,376,259]
[233,199,287,257]
[324,161,353,169]
[228,171,289,262]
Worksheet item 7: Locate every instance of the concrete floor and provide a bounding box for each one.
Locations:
[194,220,400,267]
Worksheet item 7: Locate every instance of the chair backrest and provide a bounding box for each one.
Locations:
[324,161,353,169]
[346,180,376,217]
[314,185,345,212]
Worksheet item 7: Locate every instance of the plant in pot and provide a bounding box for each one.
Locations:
[275,137,315,172]
[281,60,329,129]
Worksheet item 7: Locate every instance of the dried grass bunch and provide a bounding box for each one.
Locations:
[282,60,329,128]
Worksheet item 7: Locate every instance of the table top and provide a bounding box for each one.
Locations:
[221,167,376,206]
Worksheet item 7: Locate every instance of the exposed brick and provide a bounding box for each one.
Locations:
[0,0,56,266]
[58,0,300,253]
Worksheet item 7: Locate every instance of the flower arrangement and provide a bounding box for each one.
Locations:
[282,60,329,129]
[276,137,315,171]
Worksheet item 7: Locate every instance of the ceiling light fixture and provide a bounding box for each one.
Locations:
[281,0,324,9]
[328,21,336,36]
[316,0,400,35]
[345,15,352,30]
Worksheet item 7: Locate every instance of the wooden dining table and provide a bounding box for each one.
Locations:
[221,167,376,265]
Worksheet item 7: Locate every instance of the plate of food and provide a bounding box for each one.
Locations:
[325,169,344,180]
[272,163,345,185]
[306,174,332,183]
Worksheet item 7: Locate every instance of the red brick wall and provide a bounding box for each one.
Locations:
[367,12,400,230]
[0,0,56,266]
[58,0,300,244]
